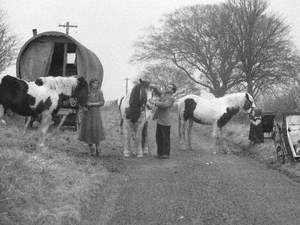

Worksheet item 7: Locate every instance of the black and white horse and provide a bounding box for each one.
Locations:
[34,75,88,131]
[177,92,255,153]
[0,74,88,148]
[119,79,159,157]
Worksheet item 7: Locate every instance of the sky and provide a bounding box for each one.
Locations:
[1,0,300,100]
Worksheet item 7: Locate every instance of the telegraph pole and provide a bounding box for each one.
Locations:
[125,78,129,95]
[58,21,78,35]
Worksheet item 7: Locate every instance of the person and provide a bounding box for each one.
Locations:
[248,108,264,144]
[79,78,105,156]
[152,84,176,159]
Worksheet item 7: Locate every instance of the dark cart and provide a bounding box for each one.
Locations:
[16,30,103,130]
[262,112,277,139]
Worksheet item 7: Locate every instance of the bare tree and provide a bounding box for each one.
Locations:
[226,0,300,97]
[131,4,241,97]
[0,10,17,74]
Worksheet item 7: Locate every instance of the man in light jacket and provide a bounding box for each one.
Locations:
[152,84,176,159]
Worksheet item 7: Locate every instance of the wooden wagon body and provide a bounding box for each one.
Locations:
[16,31,103,130]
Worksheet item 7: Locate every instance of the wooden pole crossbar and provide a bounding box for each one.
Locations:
[58,21,78,35]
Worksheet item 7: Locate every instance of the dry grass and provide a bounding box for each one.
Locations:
[0,105,124,225]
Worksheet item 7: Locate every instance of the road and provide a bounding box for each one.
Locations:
[93,124,300,225]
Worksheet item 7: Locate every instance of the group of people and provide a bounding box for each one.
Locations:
[79,79,177,158]
[81,78,264,157]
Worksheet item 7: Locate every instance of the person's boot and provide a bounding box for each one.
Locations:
[89,144,94,156]
[95,144,101,157]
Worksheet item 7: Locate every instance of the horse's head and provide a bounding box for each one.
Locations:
[242,92,256,114]
[137,78,151,105]
[74,77,89,107]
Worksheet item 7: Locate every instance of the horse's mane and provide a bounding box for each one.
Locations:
[129,83,146,107]
[218,92,246,108]
[36,76,78,96]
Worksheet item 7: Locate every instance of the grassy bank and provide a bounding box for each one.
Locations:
[0,106,124,225]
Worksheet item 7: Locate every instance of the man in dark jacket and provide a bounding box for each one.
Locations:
[152,84,176,159]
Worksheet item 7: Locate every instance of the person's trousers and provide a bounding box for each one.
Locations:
[156,123,171,156]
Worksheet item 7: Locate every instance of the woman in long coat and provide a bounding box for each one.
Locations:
[249,108,264,144]
[79,78,105,156]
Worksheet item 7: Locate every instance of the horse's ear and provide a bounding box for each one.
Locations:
[246,92,254,102]
[78,77,86,83]
[245,93,249,100]
[139,78,143,83]
[245,92,251,101]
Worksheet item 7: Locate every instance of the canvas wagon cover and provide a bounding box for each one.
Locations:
[16,31,103,87]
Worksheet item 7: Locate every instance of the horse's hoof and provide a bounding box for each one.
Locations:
[0,119,7,125]
[123,152,130,157]
[143,147,149,155]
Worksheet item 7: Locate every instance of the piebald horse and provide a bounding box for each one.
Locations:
[178,92,255,153]
[119,79,159,157]
[0,74,88,148]
[34,76,88,132]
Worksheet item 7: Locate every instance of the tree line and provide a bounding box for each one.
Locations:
[131,0,300,98]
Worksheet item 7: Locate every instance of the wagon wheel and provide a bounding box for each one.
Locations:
[276,144,286,164]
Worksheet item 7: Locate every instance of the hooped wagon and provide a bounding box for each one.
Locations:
[262,112,300,163]
[16,30,103,130]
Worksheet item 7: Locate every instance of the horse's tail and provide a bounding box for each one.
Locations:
[119,96,125,134]
[183,98,196,121]
[178,111,182,139]
[142,121,148,148]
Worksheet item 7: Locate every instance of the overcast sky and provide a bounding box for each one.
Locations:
[1,0,300,100]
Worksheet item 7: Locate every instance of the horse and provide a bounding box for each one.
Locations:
[119,79,160,157]
[0,75,60,147]
[34,75,89,132]
[177,92,255,153]
[0,74,88,148]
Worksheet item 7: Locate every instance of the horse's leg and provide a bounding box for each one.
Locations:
[123,122,131,157]
[51,115,68,135]
[120,118,124,135]
[136,124,144,158]
[219,128,228,154]
[212,123,220,154]
[181,119,187,148]
[187,119,193,150]
[0,105,7,125]
[178,113,182,143]
[178,113,185,147]
[142,121,149,155]
[23,116,31,135]
[38,112,51,149]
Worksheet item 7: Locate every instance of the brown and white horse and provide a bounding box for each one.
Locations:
[177,92,255,153]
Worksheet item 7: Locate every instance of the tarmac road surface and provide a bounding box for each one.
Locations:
[95,124,300,225]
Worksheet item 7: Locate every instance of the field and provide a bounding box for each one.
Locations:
[1,106,300,224]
